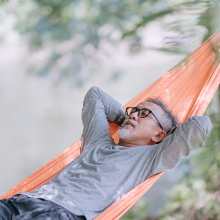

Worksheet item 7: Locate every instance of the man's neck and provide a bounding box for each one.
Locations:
[118,140,139,147]
[118,139,153,147]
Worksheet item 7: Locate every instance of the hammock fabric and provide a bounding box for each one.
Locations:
[1,30,220,219]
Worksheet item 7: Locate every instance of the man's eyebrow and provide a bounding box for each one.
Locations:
[136,104,151,110]
[135,105,142,109]
[136,103,145,108]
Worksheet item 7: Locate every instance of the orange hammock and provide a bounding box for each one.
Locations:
[1,30,220,219]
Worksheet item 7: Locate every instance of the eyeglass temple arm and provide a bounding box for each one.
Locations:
[150,112,164,131]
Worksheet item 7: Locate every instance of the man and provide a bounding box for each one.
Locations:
[0,86,212,220]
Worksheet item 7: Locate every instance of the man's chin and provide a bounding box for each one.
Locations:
[118,128,133,139]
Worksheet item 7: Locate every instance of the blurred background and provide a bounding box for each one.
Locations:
[0,0,220,219]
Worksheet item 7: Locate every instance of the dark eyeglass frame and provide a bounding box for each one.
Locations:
[125,107,164,131]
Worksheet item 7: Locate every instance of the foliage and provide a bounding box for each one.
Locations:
[2,0,220,85]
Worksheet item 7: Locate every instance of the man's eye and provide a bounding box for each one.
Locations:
[140,110,149,117]
[130,108,137,113]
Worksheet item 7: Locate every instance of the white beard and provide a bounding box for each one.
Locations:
[118,127,134,139]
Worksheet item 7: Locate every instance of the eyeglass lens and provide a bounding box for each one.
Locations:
[126,107,150,118]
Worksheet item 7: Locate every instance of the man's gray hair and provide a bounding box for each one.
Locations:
[147,98,178,134]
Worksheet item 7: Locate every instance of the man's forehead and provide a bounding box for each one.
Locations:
[137,102,163,112]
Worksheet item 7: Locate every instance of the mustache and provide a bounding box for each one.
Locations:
[122,119,137,128]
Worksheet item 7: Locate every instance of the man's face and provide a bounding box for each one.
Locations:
[118,102,165,146]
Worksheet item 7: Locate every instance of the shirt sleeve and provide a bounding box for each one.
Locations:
[81,86,122,151]
[151,116,212,175]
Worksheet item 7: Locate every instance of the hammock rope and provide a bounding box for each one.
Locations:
[1,30,220,220]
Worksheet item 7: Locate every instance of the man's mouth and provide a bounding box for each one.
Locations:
[123,120,136,128]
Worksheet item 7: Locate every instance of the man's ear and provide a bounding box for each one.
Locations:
[151,130,166,143]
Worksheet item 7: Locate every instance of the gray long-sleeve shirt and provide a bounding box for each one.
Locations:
[23,86,212,220]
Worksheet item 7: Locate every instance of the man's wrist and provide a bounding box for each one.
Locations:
[114,109,126,126]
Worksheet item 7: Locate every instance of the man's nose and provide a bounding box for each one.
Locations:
[129,111,138,120]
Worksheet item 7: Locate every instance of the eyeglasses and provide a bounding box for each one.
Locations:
[125,107,164,131]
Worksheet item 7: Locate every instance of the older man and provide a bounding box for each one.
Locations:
[0,86,212,220]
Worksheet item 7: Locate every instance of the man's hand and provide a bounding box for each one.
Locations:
[114,108,126,126]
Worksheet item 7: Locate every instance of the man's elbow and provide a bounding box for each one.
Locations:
[84,86,100,100]
[191,116,212,136]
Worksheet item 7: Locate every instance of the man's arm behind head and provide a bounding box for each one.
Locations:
[150,115,212,175]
